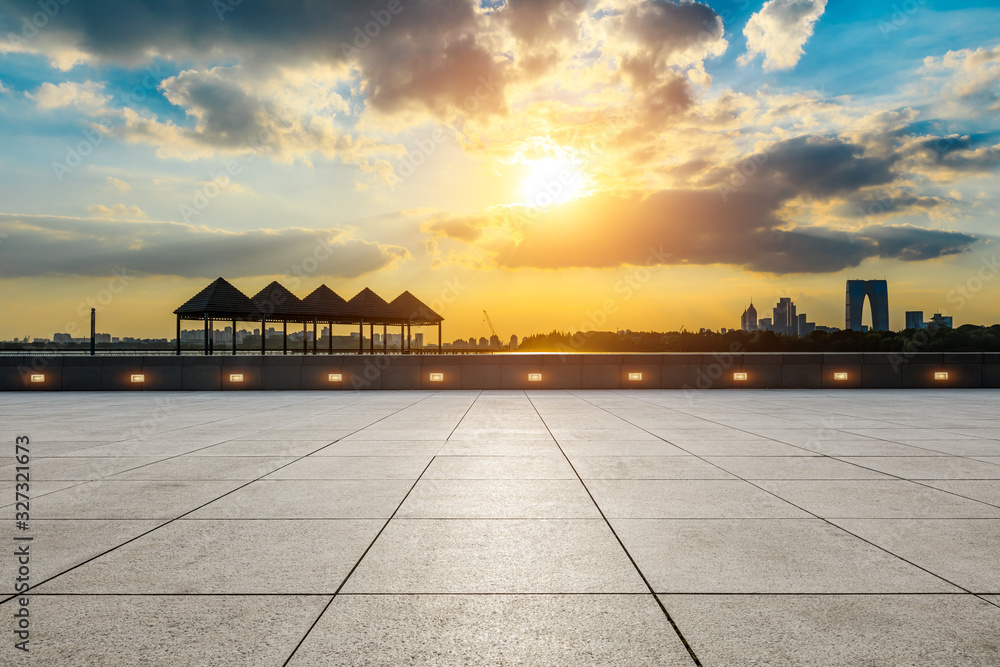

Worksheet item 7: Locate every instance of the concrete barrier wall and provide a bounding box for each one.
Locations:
[3,353,999,391]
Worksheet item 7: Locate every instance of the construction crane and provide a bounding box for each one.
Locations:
[482,310,504,350]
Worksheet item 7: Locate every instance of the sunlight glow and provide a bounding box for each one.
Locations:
[519,157,588,207]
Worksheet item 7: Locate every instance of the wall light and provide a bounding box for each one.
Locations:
[229,373,244,383]
[833,372,849,381]
[934,371,949,381]
[429,373,444,382]
[627,372,643,382]
[328,373,343,382]
[30,374,45,383]
[130,374,145,383]
[733,372,748,381]
[528,373,543,382]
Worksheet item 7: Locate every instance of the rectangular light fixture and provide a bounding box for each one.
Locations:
[833,372,849,381]
[429,373,444,382]
[30,374,44,383]
[934,371,949,381]
[229,373,244,383]
[328,373,343,382]
[627,372,643,382]
[733,372,748,381]
[130,374,145,383]
[528,373,543,382]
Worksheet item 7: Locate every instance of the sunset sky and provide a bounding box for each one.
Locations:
[1,0,998,342]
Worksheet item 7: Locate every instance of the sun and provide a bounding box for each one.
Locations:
[519,157,590,208]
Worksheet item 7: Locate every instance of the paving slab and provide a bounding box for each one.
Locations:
[585,479,810,518]
[397,479,600,519]
[571,456,736,480]
[705,456,890,480]
[921,480,1000,506]
[756,480,1000,518]
[837,456,1000,480]
[661,594,1000,666]
[188,479,413,519]
[264,456,432,480]
[289,595,694,667]
[613,519,958,593]
[831,518,1000,592]
[342,519,647,594]
[37,519,382,594]
[30,480,244,519]
[422,455,576,479]
[19,595,328,666]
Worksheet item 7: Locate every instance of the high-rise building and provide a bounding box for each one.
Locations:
[415,333,424,348]
[905,312,926,330]
[740,301,758,331]
[846,280,889,331]
[509,334,519,350]
[773,298,797,336]
[928,313,953,329]
[759,318,773,332]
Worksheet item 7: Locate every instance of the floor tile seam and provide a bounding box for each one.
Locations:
[0,392,439,607]
[567,391,982,598]
[279,390,483,667]
[524,391,703,667]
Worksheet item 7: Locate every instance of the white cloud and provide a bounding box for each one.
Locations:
[0,80,8,94]
[106,177,132,193]
[921,44,1000,114]
[739,0,827,71]
[86,204,146,218]
[26,81,111,114]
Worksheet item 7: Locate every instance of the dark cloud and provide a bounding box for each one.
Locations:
[0,0,505,117]
[906,134,1000,171]
[622,0,723,61]
[501,0,587,46]
[426,133,977,274]
[0,214,410,278]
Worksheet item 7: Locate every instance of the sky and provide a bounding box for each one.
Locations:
[0,0,998,342]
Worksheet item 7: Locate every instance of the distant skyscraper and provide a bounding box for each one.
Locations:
[759,318,773,332]
[773,298,797,336]
[905,311,925,330]
[928,313,953,329]
[846,280,889,331]
[509,334,519,350]
[415,333,424,348]
[740,301,758,331]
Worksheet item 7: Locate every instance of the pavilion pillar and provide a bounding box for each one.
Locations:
[302,322,307,356]
[232,318,237,355]
[176,316,181,356]
[328,322,333,355]
[283,321,287,356]
[204,315,209,355]
[438,322,442,354]
[313,318,318,355]
[407,324,411,353]
[209,320,214,356]
[383,325,387,354]
[261,319,267,356]
[359,321,364,354]
[369,324,374,354]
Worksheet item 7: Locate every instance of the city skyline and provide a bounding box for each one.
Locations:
[1,1,999,340]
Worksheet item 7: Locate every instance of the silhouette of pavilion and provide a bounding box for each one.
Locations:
[174,278,443,355]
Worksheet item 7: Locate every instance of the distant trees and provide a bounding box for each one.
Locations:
[517,325,1000,353]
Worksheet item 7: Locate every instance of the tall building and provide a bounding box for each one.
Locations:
[509,334,519,350]
[759,318,773,332]
[773,298,798,336]
[740,301,758,331]
[414,333,424,348]
[905,311,925,330]
[928,313,953,329]
[846,280,889,331]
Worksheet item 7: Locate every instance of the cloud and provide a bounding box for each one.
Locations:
[739,0,827,71]
[0,80,7,94]
[424,133,978,274]
[86,204,146,218]
[106,177,132,193]
[921,45,1000,114]
[0,213,411,278]
[25,81,111,114]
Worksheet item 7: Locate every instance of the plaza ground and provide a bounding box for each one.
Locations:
[2,390,999,665]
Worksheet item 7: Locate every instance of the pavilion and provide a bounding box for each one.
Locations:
[173,278,444,355]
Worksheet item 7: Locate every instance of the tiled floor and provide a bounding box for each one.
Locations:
[2,390,999,665]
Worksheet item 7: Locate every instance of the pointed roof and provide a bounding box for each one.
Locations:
[250,281,308,320]
[389,291,443,324]
[302,285,349,319]
[345,288,401,323]
[174,278,255,317]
